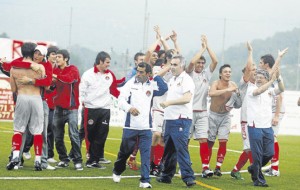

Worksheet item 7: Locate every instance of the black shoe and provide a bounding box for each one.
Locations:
[6,157,20,170]
[185,180,196,187]
[86,161,106,169]
[214,168,222,177]
[156,176,171,184]
[254,181,269,187]
[34,161,43,171]
[150,164,161,176]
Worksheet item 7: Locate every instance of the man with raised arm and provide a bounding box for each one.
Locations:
[186,35,218,178]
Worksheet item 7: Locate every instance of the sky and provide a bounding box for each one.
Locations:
[0,0,299,55]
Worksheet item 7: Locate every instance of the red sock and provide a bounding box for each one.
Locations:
[233,151,248,172]
[247,151,253,164]
[83,108,90,154]
[33,134,43,156]
[207,141,214,163]
[153,144,164,165]
[216,141,227,168]
[12,133,22,151]
[271,142,279,171]
[200,142,210,169]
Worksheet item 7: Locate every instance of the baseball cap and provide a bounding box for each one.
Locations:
[35,45,48,57]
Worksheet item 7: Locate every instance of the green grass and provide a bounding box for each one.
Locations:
[0,121,299,190]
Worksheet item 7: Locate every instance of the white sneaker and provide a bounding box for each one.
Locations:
[113,173,121,183]
[139,182,152,188]
[44,165,56,170]
[23,152,31,160]
[47,158,57,163]
[265,169,280,177]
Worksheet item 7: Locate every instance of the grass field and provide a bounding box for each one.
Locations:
[0,121,299,190]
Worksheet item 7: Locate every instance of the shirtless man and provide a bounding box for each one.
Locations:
[208,64,238,176]
[7,42,45,171]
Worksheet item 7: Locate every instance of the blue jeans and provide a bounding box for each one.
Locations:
[113,128,152,183]
[53,107,82,163]
[248,127,274,185]
[161,119,195,183]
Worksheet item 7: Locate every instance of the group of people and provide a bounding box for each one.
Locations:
[0,26,288,188]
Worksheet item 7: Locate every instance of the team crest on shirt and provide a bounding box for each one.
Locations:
[146,90,151,97]
[88,119,94,125]
[203,79,207,83]
[177,82,182,86]
[105,76,110,80]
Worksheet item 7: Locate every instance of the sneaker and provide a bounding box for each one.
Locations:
[254,181,269,187]
[34,161,43,171]
[86,161,106,169]
[264,169,280,177]
[43,164,56,170]
[214,168,222,177]
[150,164,160,176]
[23,152,31,160]
[127,159,139,171]
[56,161,69,168]
[139,182,152,188]
[75,163,83,171]
[185,180,196,187]
[113,173,121,183]
[202,169,214,178]
[47,157,57,163]
[156,176,172,184]
[230,170,244,180]
[99,158,111,164]
[6,157,20,170]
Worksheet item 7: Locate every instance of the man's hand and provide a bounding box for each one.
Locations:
[154,25,162,39]
[169,30,177,42]
[160,101,169,109]
[278,48,288,58]
[129,107,140,116]
[30,62,40,71]
[18,76,33,85]
[0,57,6,64]
[247,41,253,52]
[272,116,279,126]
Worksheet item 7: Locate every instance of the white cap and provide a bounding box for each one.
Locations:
[35,45,47,57]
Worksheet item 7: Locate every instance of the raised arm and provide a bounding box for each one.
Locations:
[154,25,170,51]
[186,38,206,73]
[243,41,254,82]
[203,35,218,73]
[169,30,181,54]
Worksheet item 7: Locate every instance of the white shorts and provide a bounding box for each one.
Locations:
[14,95,44,134]
[272,113,284,136]
[152,110,164,133]
[208,111,231,142]
[241,122,250,150]
[189,111,209,139]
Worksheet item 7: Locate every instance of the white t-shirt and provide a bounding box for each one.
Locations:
[246,83,276,128]
[164,71,195,120]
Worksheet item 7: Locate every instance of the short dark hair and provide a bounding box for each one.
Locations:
[219,64,231,79]
[137,62,152,74]
[21,42,37,59]
[57,49,70,64]
[95,51,111,66]
[47,46,59,58]
[200,56,206,63]
[154,58,164,67]
[158,50,165,58]
[261,54,275,68]
[134,52,145,61]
